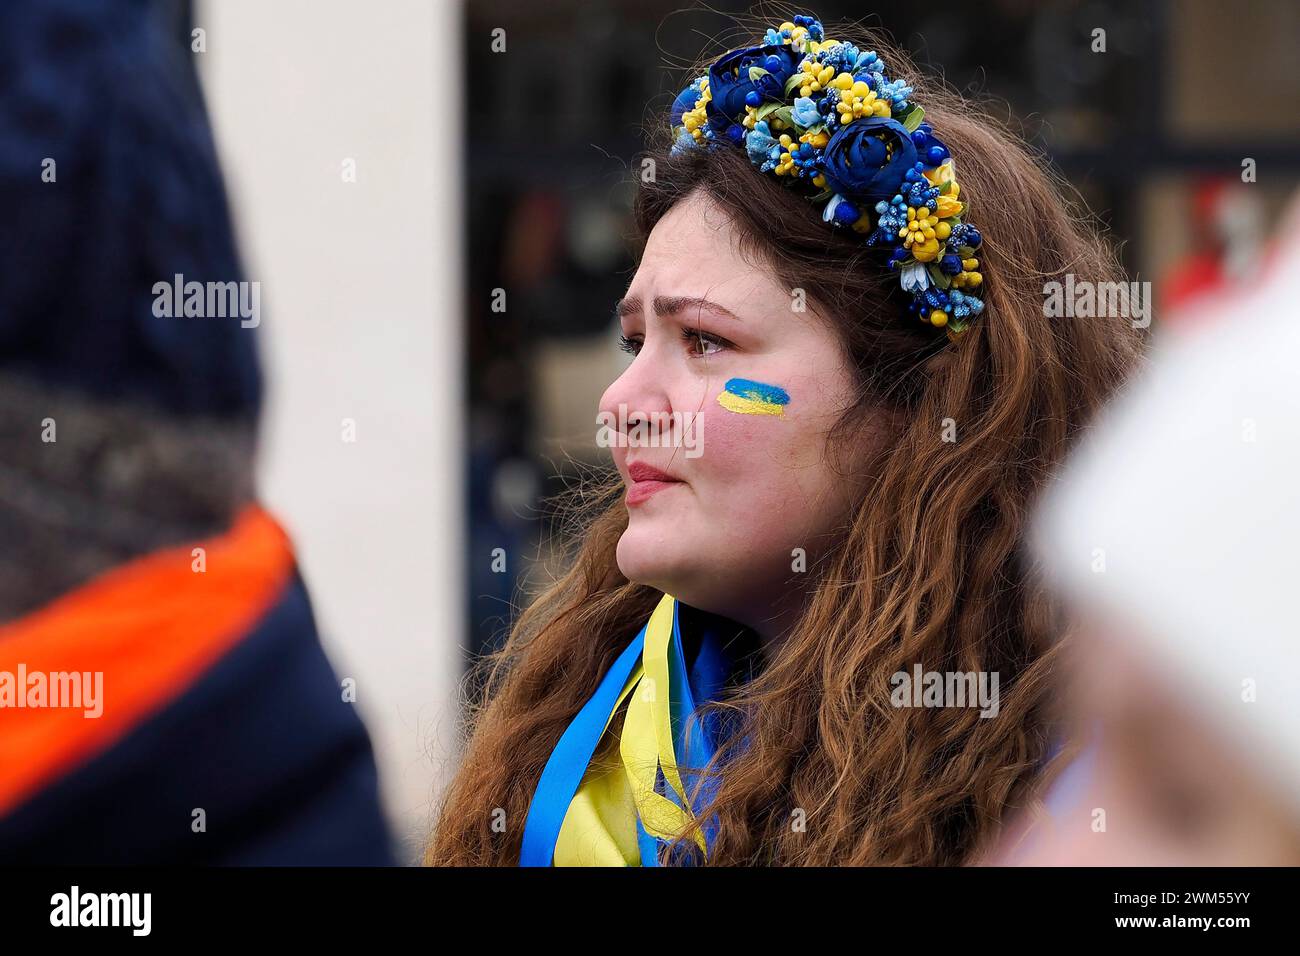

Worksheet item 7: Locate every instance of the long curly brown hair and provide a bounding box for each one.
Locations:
[428,14,1145,866]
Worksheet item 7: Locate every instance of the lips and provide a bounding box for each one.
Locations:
[625,460,684,505]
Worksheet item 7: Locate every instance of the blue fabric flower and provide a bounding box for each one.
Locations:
[670,80,704,126]
[706,44,799,134]
[817,40,860,74]
[949,290,984,318]
[671,130,698,156]
[868,195,908,246]
[791,96,821,128]
[855,50,884,73]
[819,117,919,204]
[876,76,914,111]
[900,262,930,293]
[745,120,780,167]
[949,222,982,250]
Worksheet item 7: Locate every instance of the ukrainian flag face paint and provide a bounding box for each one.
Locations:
[716,378,790,417]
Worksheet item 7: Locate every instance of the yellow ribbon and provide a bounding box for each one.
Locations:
[620,596,705,851]
[554,593,707,865]
[553,659,645,865]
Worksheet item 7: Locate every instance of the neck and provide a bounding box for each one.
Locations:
[734,569,820,663]
[752,596,805,664]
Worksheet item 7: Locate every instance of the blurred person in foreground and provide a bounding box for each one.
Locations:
[0,0,392,864]
[993,192,1300,866]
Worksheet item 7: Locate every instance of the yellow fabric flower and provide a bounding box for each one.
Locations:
[788,25,810,53]
[774,133,797,176]
[799,129,829,149]
[935,193,963,219]
[797,60,836,97]
[911,238,941,262]
[835,76,891,121]
[953,257,983,288]
[900,205,939,247]
[924,161,956,187]
[680,79,711,142]
[900,204,942,262]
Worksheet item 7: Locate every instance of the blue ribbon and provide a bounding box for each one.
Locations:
[519,598,734,867]
[518,624,647,867]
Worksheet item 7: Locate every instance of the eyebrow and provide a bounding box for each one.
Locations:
[614,295,743,324]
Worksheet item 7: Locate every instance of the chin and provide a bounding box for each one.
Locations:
[617,528,698,598]
[616,528,675,589]
[614,529,740,618]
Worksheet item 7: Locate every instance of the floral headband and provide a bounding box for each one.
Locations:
[669,14,985,337]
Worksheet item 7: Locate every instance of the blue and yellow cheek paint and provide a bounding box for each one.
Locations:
[716,377,790,417]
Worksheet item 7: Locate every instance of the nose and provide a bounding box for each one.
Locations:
[598,344,676,450]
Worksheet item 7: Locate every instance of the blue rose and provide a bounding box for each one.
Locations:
[819,117,918,204]
[670,82,703,126]
[706,44,799,135]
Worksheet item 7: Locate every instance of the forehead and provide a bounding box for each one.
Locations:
[643,189,740,260]
[630,190,795,318]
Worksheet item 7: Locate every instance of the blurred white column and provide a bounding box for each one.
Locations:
[198,0,463,862]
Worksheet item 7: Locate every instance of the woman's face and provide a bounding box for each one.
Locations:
[599,188,877,635]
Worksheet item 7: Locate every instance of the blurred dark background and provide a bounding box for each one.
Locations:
[463,0,1300,660]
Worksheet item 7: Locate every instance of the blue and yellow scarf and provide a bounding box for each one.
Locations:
[519,593,737,866]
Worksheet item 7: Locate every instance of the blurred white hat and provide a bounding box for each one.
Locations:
[1033,190,1300,822]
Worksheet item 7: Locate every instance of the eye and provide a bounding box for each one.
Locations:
[618,333,642,356]
[681,326,729,357]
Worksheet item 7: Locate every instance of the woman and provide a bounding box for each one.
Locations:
[429,13,1143,866]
